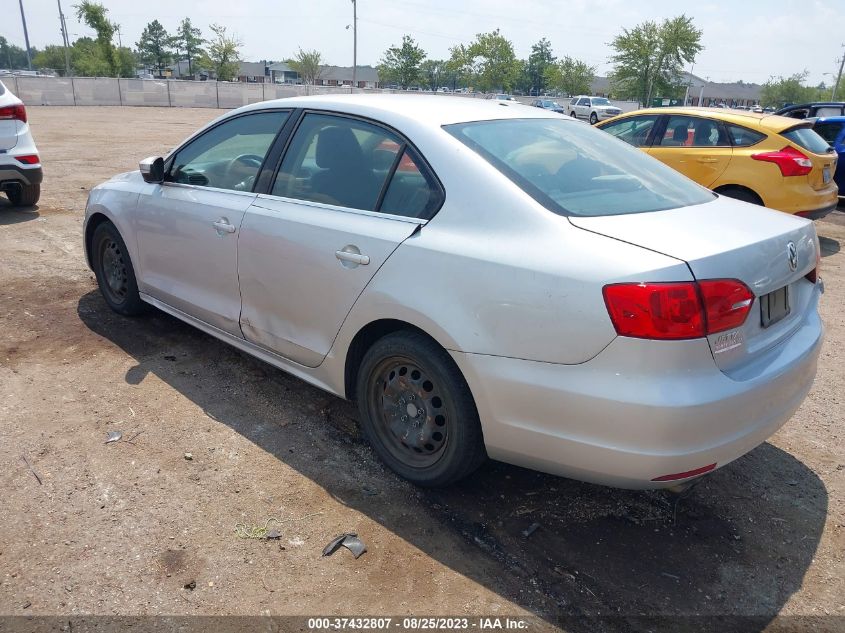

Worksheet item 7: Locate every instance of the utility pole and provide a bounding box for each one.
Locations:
[57,0,71,77]
[18,0,32,70]
[832,45,845,101]
[351,0,357,91]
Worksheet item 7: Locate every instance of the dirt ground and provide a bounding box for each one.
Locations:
[1,106,844,632]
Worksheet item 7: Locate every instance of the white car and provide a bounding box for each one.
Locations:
[84,95,822,489]
[568,95,622,124]
[0,80,41,206]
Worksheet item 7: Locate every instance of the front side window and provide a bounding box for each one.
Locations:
[446,118,714,217]
[815,107,844,117]
[656,116,729,147]
[813,122,844,145]
[600,115,658,147]
[169,111,289,191]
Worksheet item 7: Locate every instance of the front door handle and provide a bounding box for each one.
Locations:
[213,219,236,234]
[335,249,370,266]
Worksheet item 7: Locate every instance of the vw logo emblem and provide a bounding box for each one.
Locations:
[787,241,798,272]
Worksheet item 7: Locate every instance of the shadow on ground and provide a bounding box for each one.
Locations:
[819,236,840,258]
[0,199,40,224]
[77,291,827,633]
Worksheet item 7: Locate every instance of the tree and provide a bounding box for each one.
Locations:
[0,36,34,70]
[419,59,448,91]
[452,29,520,93]
[74,1,126,76]
[198,24,241,81]
[173,18,205,77]
[760,72,826,108]
[526,38,555,96]
[378,35,426,89]
[289,48,324,85]
[136,20,172,76]
[33,46,68,75]
[610,15,702,105]
[544,56,596,96]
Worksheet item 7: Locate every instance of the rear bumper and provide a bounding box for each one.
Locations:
[0,164,43,186]
[452,295,823,489]
[797,201,837,220]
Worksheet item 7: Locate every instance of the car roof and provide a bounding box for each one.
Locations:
[814,116,845,123]
[603,106,806,132]
[234,94,561,128]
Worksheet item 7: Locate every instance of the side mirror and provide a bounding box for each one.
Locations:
[139,156,164,183]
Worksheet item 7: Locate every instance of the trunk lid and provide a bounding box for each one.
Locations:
[569,196,820,373]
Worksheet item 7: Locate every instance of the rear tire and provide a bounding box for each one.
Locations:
[716,186,763,206]
[7,183,40,206]
[355,331,487,487]
[589,112,598,125]
[91,221,146,316]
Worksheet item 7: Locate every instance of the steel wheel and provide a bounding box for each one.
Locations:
[366,355,449,468]
[356,331,487,487]
[99,237,129,304]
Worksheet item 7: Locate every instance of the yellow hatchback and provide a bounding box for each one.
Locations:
[596,107,839,218]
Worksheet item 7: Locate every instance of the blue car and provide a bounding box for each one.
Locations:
[813,116,845,198]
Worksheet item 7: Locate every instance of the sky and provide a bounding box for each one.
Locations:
[3,0,843,86]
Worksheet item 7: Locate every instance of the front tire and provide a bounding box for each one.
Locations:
[356,331,487,487]
[92,221,146,316]
[7,183,40,206]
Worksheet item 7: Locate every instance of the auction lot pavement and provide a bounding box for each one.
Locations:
[1,107,844,631]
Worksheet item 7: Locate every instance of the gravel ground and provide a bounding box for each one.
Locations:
[0,106,843,632]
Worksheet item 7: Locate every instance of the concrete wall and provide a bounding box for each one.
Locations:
[2,76,639,113]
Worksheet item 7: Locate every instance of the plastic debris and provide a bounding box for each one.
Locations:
[183,580,196,591]
[322,533,367,559]
[105,431,123,444]
[265,529,282,540]
[522,522,540,538]
[184,453,193,460]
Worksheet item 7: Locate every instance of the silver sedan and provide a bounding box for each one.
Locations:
[83,95,823,488]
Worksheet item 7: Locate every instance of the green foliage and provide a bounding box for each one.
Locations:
[526,38,556,95]
[0,36,35,70]
[419,59,449,90]
[174,18,205,76]
[136,20,172,76]
[760,72,827,108]
[33,46,69,75]
[378,35,426,89]
[450,29,519,93]
[610,14,702,104]
[74,1,126,76]
[198,24,241,81]
[544,56,596,96]
[289,48,324,85]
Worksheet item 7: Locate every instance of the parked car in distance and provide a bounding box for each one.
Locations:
[775,102,845,119]
[568,96,622,124]
[0,80,42,206]
[530,99,566,114]
[491,94,516,101]
[84,95,823,490]
[596,107,838,219]
[811,116,845,198]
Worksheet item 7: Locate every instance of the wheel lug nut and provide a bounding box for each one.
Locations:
[401,416,407,422]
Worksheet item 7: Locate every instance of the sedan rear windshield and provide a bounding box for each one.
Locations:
[782,125,833,155]
[445,118,714,217]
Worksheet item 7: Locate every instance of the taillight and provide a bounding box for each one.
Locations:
[14,154,39,165]
[751,146,812,177]
[603,279,754,340]
[0,104,27,123]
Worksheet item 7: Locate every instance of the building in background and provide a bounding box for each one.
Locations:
[268,62,299,84]
[315,65,380,89]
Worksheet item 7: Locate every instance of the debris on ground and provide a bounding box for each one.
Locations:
[322,533,367,559]
[105,431,123,444]
[234,512,323,540]
[183,580,196,591]
[184,452,193,460]
[19,454,42,485]
[522,522,540,538]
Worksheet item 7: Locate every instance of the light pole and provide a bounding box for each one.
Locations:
[351,0,357,91]
[18,0,33,70]
[57,0,72,76]
[832,52,844,101]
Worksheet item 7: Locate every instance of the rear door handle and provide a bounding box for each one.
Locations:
[213,219,236,234]
[696,157,719,163]
[335,250,370,266]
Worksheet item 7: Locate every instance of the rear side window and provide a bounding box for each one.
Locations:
[813,122,844,145]
[815,107,844,117]
[0,82,5,96]
[599,115,658,147]
[782,126,833,155]
[726,124,766,147]
[380,149,442,219]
